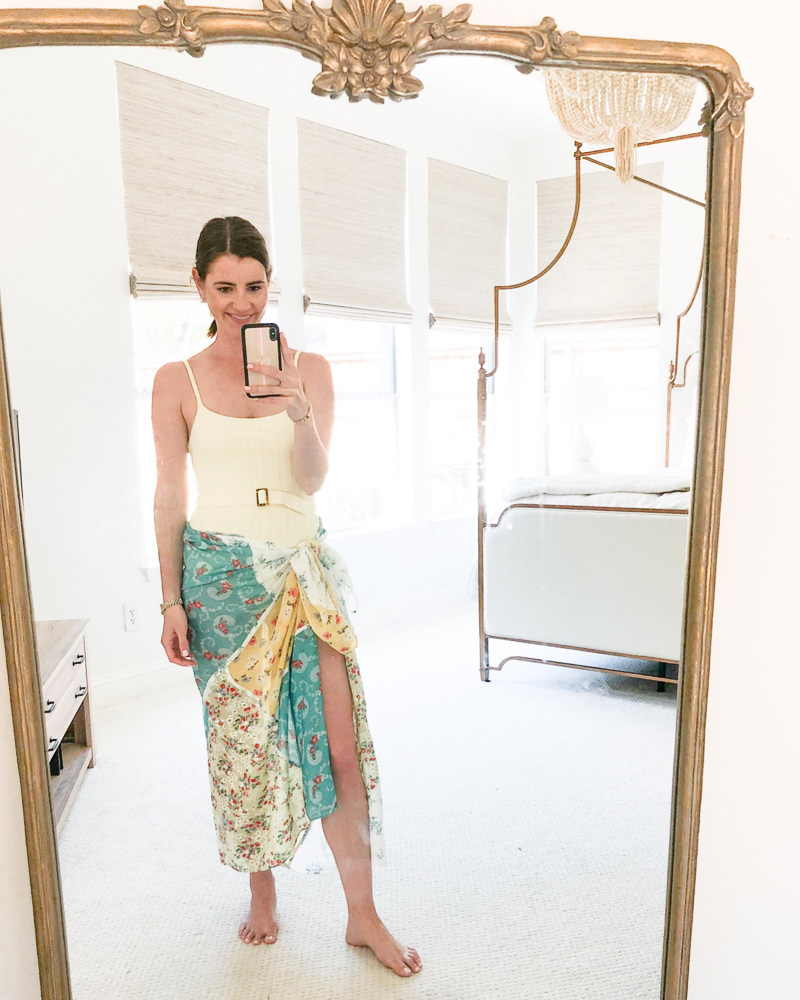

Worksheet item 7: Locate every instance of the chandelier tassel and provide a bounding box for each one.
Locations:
[614,125,636,183]
[542,70,696,182]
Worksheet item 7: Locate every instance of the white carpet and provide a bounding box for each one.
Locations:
[58,601,677,1000]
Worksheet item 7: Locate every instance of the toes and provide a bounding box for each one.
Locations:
[389,954,414,977]
[403,947,421,972]
[238,917,278,946]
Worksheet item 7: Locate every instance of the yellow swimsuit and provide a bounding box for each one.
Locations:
[184,355,320,548]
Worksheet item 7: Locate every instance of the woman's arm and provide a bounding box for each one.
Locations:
[247,333,334,495]
[152,363,196,666]
[290,351,334,495]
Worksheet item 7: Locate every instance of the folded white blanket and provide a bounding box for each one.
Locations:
[504,471,691,502]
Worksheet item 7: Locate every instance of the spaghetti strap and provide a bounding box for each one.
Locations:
[293,350,303,367]
[182,360,205,409]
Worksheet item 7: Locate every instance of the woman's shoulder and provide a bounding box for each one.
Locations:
[154,358,188,380]
[152,359,192,397]
[295,351,331,375]
[296,351,332,391]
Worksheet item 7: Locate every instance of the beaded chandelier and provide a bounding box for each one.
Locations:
[542,69,697,182]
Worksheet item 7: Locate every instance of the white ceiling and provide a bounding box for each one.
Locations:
[414,53,562,138]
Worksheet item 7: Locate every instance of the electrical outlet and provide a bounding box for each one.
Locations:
[123,604,139,632]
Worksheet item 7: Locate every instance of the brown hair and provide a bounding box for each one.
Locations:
[195,216,273,338]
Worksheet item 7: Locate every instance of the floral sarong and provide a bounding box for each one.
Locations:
[181,522,384,873]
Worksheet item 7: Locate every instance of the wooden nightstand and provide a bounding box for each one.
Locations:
[36,619,95,835]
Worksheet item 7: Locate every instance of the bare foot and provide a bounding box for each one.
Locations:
[346,913,422,977]
[238,870,279,945]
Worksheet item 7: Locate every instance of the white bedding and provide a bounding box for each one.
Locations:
[504,471,691,500]
[500,471,690,512]
[512,490,689,511]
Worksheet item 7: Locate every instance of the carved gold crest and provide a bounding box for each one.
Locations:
[133,0,582,102]
[264,0,471,101]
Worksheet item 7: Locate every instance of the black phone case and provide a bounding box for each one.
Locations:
[241,323,282,399]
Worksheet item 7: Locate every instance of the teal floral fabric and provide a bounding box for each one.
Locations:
[182,526,336,823]
[182,528,271,729]
[276,626,336,819]
[179,524,384,872]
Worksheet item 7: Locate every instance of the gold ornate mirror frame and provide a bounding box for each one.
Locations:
[0,4,751,998]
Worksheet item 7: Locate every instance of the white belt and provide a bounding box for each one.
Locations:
[196,488,316,516]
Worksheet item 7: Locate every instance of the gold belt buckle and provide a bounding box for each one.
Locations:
[256,488,270,507]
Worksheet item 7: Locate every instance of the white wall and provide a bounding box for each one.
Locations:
[1,1,798,997]
[0,48,165,688]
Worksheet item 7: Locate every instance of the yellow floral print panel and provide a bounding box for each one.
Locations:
[226,552,358,719]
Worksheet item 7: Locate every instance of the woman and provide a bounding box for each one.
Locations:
[151,216,420,977]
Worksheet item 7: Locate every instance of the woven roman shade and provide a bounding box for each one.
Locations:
[297,120,409,320]
[536,162,664,328]
[428,160,510,328]
[116,62,275,297]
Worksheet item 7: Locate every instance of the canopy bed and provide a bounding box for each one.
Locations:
[477,125,707,689]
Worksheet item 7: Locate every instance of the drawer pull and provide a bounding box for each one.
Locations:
[74,685,87,699]
[48,737,58,752]
[44,699,56,715]
[72,653,85,666]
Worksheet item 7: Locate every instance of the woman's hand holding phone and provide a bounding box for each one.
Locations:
[246,332,310,422]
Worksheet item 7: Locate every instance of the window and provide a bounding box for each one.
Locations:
[544,326,662,474]
[305,315,405,532]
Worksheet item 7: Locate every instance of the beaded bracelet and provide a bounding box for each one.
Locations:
[291,401,313,424]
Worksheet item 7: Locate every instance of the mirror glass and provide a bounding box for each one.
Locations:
[0,38,708,999]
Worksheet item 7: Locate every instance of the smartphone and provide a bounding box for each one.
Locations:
[242,323,282,398]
